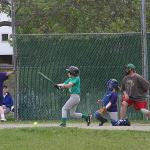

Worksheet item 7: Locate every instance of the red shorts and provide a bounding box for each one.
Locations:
[122,96,147,110]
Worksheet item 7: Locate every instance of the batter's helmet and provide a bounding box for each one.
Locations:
[66,66,79,76]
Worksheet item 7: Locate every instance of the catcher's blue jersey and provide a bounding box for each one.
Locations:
[102,91,118,112]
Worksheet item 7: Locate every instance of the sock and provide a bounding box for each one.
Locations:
[1,114,6,120]
[82,114,88,119]
[61,118,67,124]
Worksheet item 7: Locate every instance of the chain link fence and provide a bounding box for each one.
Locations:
[15,33,150,120]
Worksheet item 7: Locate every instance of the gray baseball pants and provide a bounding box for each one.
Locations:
[62,94,82,118]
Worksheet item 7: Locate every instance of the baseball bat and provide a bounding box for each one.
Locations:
[38,72,64,96]
[38,72,55,85]
[38,72,63,96]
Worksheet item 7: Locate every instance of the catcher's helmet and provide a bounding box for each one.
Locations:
[66,66,79,76]
[106,79,119,91]
[125,63,136,75]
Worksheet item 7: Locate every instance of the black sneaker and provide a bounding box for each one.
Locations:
[0,118,6,122]
[85,115,92,126]
[99,118,107,126]
[99,122,104,126]
[59,123,66,127]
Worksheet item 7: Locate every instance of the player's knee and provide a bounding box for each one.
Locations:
[94,111,104,120]
[94,111,107,124]
[70,112,76,118]
[140,108,149,115]
[94,111,100,119]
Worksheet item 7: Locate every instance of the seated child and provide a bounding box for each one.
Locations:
[0,85,13,121]
[2,85,13,113]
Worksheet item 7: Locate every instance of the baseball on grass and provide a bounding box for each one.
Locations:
[33,121,38,125]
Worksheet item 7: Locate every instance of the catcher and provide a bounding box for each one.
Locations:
[94,79,120,126]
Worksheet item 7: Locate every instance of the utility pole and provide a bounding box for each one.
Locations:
[11,0,18,120]
[141,0,149,118]
[141,0,148,81]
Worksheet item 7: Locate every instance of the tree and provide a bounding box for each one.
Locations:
[2,0,149,33]
[0,0,11,15]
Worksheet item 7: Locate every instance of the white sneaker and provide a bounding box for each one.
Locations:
[1,118,6,122]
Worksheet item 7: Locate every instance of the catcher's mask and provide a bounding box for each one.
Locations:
[107,79,119,91]
[66,66,79,76]
[124,63,136,75]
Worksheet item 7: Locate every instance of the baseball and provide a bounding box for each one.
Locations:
[33,122,38,125]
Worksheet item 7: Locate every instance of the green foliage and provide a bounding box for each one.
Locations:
[2,0,149,33]
[0,0,11,15]
[14,0,143,33]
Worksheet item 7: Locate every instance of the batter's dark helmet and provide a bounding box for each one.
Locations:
[66,66,79,76]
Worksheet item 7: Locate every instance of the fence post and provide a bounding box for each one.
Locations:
[141,0,149,119]
[11,0,19,120]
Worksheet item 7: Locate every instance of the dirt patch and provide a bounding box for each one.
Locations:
[0,123,150,131]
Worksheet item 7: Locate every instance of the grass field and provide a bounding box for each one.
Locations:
[1,126,150,150]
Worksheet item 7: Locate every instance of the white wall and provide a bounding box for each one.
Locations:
[0,12,11,22]
[0,12,13,55]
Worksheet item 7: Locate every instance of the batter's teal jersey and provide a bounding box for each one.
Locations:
[64,76,80,94]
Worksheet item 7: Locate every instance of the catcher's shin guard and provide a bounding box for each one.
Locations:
[94,111,107,126]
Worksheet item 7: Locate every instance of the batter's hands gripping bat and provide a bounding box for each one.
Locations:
[54,84,62,90]
[38,72,62,90]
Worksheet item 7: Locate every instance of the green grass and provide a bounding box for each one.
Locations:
[0,127,150,150]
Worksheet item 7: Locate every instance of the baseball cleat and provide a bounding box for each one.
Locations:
[99,122,104,126]
[0,118,6,122]
[99,118,107,126]
[59,123,66,127]
[86,114,92,126]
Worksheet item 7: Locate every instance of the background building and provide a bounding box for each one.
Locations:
[0,12,13,64]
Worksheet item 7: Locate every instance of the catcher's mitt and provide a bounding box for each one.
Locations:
[99,107,107,115]
[54,84,62,90]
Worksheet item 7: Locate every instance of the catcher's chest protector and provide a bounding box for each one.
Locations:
[102,91,112,106]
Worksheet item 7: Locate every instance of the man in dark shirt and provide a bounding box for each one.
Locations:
[120,64,150,120]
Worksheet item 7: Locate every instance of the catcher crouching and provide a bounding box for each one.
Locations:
[94,79,120,126]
